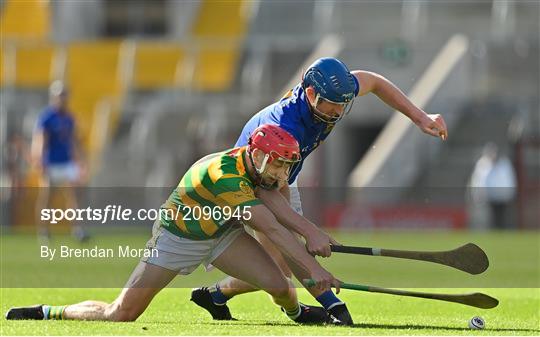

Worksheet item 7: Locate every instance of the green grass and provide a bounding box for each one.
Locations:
[1,288,539,335]
[1,230,539,335]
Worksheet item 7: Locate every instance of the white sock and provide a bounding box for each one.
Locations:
[285,303,302,320]
[42,305,50,320]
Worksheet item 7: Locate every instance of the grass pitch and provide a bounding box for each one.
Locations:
[1,230,539,335]
[2,288,539,335]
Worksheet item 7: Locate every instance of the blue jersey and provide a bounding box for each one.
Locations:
[236,81,359,183]
[36,106,75,165]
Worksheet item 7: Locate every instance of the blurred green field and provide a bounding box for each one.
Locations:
[1,230,539,335]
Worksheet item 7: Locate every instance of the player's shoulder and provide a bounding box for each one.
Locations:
[278,84,304,107]
[38,106,55,119]
[193,151,223,166]
[36,107,57,128]
[38,107,74,123]
[203,147,248,181]
[258,99,303,129]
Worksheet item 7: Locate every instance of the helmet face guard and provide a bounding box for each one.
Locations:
[251,149,301,190]
[311,93,355,124]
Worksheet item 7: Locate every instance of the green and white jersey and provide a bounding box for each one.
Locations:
[160,146,261,240]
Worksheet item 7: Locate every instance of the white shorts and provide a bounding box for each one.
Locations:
[45,162,79,185]
[289,180,303,215]
[142,220,244,275]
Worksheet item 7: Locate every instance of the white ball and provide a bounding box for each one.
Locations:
[468,316,485,329]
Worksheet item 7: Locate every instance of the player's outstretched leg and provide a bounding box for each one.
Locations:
[191,236,337,323]
[205,232,330,324]
[191,278,326,323]
[280,250,353,326]
[5,262,177,321]
[256,231,353,326]
[201,231,353,325]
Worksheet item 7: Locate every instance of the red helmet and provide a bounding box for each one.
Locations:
[248,124,301,173]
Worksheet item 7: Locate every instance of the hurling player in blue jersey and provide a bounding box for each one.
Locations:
[191,57,448,325]
[32,81,88,243]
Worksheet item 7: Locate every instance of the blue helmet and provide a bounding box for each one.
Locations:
[302,57,356,123]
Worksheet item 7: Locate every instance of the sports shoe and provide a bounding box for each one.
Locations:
[282,303,331,324]
[327,303,354,325]
[190,287,234,320]
[5,305,44,320]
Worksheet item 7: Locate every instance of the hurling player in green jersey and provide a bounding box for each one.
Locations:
[6,124,341,324]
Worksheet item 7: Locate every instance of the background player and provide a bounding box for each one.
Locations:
[192,57,449,325]
[32,81,89,243]
[7,124,341,325]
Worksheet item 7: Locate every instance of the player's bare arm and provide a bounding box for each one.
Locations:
[352,70,448,140]
[279,183,291,201]
[245,203,341,293]
[30,129,45,172]
[73,127,88,183]
[255,186,340,258]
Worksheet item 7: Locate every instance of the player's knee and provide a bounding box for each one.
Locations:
[109,310,140,322]
[264,277,291,299]
[269,286,291,300]
[105,304,140,322]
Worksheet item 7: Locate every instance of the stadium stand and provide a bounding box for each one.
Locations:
[1,1,538,229]
[65,40,125,166]
[189,0,251,91]
[0,0,50,40]
[14,44,56,88]
[132,42,185,89]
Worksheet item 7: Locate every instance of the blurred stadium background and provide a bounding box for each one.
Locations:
[1,0,538,233]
